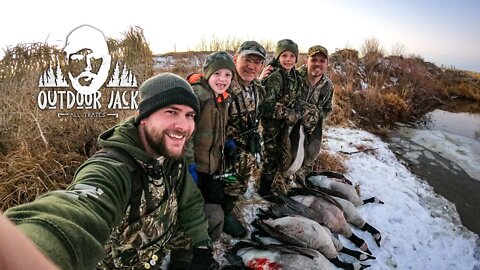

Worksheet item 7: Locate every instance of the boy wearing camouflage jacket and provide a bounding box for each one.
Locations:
[259,39,306,197]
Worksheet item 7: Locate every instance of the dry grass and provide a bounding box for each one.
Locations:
[0,144,84,210]
[327,38,480,134]
[190,36,276,54]
[0,26,153,210]
[2,33,479,211]
[308,150,347,174]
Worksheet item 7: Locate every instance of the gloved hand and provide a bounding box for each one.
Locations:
[301,103,321,134]
[224,139,237,168]
[188,163,198,184]
[284,107,302,125]
[189,246,219,270]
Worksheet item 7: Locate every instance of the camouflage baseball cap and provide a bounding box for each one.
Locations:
[236,41,266,60]
[308,45,329,58]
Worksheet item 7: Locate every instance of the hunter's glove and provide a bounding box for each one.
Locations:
[189,246,219,270]
[301,103,321,134]
[273,104,301,125]
[283,107,302,126]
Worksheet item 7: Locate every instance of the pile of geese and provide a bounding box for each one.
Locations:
[221,171,384,270]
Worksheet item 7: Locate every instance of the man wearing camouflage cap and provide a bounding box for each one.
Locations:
[296,45,334,177]
[5,73,218,270]
[225,41,266,236]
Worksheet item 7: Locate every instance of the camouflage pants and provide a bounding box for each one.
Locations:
[262,122,289,177]
[229,150,258,196]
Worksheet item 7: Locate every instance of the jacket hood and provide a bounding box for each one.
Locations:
[98,116,154,163]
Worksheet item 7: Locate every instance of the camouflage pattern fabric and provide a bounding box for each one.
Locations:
[97,158,182,270]
[261,69,305,176]
[224,150,258,198]
[297,65,333,120]
[297,65,334,167]
[226,78,264,195]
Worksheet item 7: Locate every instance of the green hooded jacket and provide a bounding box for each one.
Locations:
[5,117,210,270]
[185,79,229,175]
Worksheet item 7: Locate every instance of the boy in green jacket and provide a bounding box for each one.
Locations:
[185,51,246,238]
[5,73,217,270]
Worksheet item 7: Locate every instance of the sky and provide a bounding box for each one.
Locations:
[1,0,479,72]
[216,126,480,269]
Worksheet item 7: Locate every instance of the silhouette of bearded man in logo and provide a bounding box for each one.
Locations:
[63,25,112,95]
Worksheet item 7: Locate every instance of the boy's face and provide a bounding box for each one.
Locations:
[279,51,296,72]
[208,68,233,96]
[307,53,328,77]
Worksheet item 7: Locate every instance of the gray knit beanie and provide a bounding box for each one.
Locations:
[274,39,299,61]
[135,73,200,124]
[202,51,236,81]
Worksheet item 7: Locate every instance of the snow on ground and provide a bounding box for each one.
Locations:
[322,127,480,270]
[215,126,480,269]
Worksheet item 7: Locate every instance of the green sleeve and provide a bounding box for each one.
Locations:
[5,158,132,270]
[175,162,210,246]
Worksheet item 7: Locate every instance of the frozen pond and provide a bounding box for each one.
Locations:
[387,101,480,235]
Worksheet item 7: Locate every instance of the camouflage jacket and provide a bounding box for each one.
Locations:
[185,79,230,175]
[261,67,305,124]
[297,65,334,119]
[226,78,264,154]
[5,117,210,270]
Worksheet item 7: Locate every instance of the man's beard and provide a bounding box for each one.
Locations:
[145,128,187,160]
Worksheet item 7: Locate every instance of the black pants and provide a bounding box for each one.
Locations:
[197,172,235,213]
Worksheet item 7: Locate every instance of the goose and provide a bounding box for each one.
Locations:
[254,216,371,270]
[256,209,375,262]
[223,240,334,270]
[290,186,382,247]
[307,171,384,206]
[332,195,382,247]
[269,194,373,255]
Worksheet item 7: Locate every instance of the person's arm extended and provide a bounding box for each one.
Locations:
[4,158,132,270]
[0,213,59,270]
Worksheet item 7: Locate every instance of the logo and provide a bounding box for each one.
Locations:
[38,25,138,118]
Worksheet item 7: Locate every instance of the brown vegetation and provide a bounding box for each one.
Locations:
[0,27,154,210]
[327,39,480,132]
[1,34,479,210]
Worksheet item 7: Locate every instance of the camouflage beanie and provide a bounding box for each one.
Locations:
[274,39,299,61]
[135,73,200,124]
[203,51,236,81]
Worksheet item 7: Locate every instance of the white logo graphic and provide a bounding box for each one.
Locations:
[37,25,139,116]
[63,25,112,95]
[65,183,104,200]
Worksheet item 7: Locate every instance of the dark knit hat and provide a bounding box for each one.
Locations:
[236,41,267,60]
[135,73,200,124]
[274,39,299,61]
[203,51,236,81]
